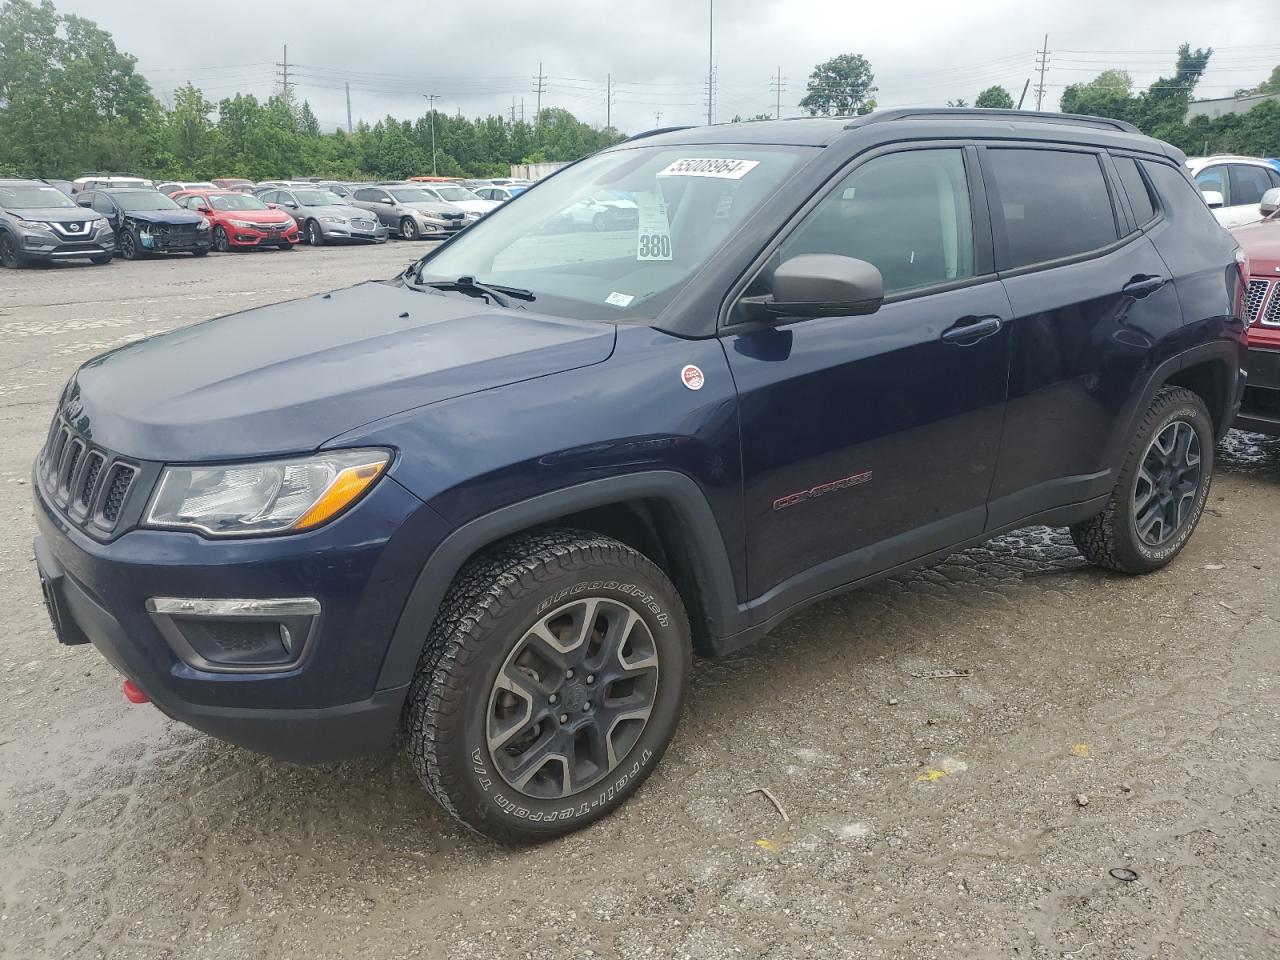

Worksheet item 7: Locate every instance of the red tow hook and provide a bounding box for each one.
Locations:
[122,679,150,704]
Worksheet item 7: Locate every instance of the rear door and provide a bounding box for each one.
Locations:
[981,144,1183,528]
[722,144,1013,600]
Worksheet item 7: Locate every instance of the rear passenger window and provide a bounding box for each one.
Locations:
[1114,157,1156,226]
[985,149,1118,269]
[1229,164,1273,206]
[779,148,974,296]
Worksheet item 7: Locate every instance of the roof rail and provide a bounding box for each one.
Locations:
[844,108,1141,134]
[623,125,694,143]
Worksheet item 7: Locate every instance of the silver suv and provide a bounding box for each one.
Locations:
[349,184,467,239]
[0,178,114,267]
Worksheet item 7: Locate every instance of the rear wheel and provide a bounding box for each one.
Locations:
[400,216,419,240]
[1071,386,1213,574]
[403,530,691,844]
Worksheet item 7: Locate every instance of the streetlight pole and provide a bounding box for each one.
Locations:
[423,94,440,175]
[706,0,714,125]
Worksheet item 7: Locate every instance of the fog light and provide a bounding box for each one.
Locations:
[145,597,320,672]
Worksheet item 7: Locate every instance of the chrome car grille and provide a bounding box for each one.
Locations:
[351,219,375,231]
[38,414,142,536]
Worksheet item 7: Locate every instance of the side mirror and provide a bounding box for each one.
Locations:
[1260,187,1280,218]
[739,254,885,321]
[265,202,279,209]
[1201,189,1225,209]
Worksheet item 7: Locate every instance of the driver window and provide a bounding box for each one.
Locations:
[778,148,975,296]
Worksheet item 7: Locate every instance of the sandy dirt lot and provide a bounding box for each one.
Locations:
[0,245,1277,960]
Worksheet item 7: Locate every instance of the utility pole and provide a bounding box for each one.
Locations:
[275,44,292,105]
[654,110,662,127]
[706,0,714,125]
[533,62,546,123]
[345,81,352,133]
[510,97,516,124]
[770,66,786,119]
[1034,34,1049,111]
[422,94,440,176]
[520,98,525,123]
[1016,77,1030,110]
[606,73,612,130]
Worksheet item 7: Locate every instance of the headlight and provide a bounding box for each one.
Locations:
[321,216,347,224]
[16,218,48,229]
[197,217,211,231]
[144,449,390,537]
[464,211,482,220]
[229,219,260,230]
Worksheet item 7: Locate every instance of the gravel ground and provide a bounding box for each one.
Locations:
[0,245,1278,960]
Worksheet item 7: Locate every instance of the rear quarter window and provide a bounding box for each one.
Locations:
[1113,157,1157,226]
[984,148,1119,270]
[1142,161,1222,230]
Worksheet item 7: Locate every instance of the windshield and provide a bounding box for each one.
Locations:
[0,184,77,210]
[116,191,181,211]
[415,144,810,321]
[209,193,268,211]
[293,190,345,205]
[432,186,480,201]
[507,186,528,196]
[390,187,435,203]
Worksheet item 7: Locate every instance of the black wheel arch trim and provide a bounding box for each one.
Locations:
[374,470,742,691]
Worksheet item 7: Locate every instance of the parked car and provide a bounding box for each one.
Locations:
[41,178,75,197]
[72,173,153,193]
[212,178,256,193]
[314,181,357,200]
[349,184,467,239]
[410,183,499,220]
[171,189,299,251]
[0,178,114,267]
[473,184,528,202]
[1187,155,1280,228]
[254,186,388,245]
[155,181,218,196]
[562,190,638,230]
[30,109,1245,844]
[1231,186,1280,434]
[76,188,209,260]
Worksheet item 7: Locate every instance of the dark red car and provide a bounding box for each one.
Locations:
[1232,196,1280,434]
[170,189,299,251]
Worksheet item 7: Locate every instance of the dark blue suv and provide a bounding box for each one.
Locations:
[33,110,1246,842]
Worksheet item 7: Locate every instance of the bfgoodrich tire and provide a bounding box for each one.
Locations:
[403,529,691,844]
[1071,386,1214,574]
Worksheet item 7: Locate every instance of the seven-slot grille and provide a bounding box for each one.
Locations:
[1264,280,1280,326]
[39,416,139,531]
[1245,279,1270,324]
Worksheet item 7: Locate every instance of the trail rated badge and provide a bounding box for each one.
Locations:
[681,364,705,390]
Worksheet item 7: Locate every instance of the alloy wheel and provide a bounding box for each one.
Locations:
[308,221,322,245]
[120,232,137,260]
[487,597,660,799]
[213,227,229,252]
[1133,419,1201,547]
[0,234,17,267]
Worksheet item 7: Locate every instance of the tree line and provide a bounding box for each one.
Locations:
[0,0,624,181]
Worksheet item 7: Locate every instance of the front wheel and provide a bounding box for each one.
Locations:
[400,216,419,240]
[403,530,691,844]
[90,253,112,265]
[1071,385,1213,574]
[306,220,324,246]
[191,247,209,258]
[212,226,230,252]
[119,230,141,261]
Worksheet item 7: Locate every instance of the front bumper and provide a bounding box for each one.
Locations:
[416,216,466,238]
[139,232,211,255]
[227,225,300,247]
[322,221,387,243]
[20,230,114,260]
[1236,345,1280,435]
[32,472,448,763]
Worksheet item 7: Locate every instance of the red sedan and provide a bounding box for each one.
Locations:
[170,189,299,251]
[1232,198,1280,434]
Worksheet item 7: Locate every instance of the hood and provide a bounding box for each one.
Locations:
[307,203,370,220]
[403,201,461,216]
[451,199,498,215]
[68,281,617,461]
[216,208,293,225]
[13,207,100,223]
[124,209,206,226]
[1233,219,1280,271]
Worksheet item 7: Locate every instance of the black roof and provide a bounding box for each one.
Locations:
[619,107,1172,158]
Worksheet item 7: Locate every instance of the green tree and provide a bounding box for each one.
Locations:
[1060,69,1135,120]
[298,100,321,137]
[1135,43,1212,133]
[161,83,216,177]
[799,53,877,116]
[974,85,1014,109]
[946,98,968,108]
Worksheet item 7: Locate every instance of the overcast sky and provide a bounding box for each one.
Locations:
[53,0,1280,134]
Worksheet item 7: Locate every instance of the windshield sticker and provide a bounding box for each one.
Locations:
[658,158,760,180]
[606,291,635,307]
[635,192,673,262]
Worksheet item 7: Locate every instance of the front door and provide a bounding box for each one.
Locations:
[722,146,1011,602]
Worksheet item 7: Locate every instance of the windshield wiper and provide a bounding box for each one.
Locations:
[420,275,536,308]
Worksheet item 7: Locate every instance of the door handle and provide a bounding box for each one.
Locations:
[940,315,1004,344]
[1122,274,1166,298]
